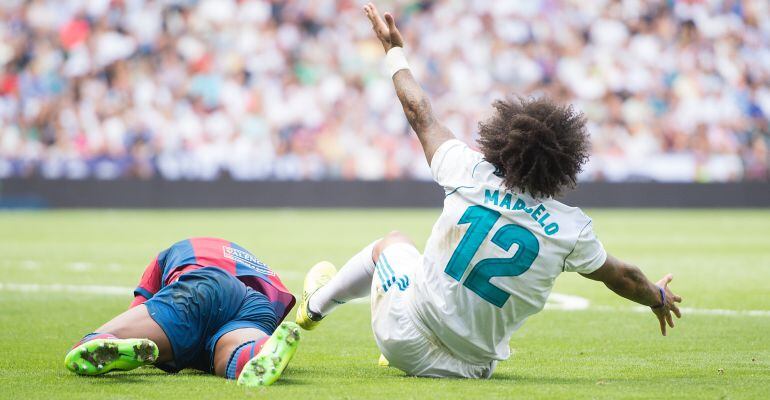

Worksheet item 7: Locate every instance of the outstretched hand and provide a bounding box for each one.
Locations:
[363,2,404,52]
[651,274,683,336]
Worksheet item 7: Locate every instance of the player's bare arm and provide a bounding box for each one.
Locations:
[581,255,683,336]
[363,3,454,164]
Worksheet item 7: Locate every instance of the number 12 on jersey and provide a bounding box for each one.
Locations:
[444,205,540,308]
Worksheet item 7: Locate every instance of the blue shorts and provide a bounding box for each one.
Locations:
[144,267,278,373]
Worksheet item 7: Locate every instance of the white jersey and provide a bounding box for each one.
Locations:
[410,139,607,364]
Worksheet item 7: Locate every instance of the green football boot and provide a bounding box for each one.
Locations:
[64,338,158,376]
[237,321,301,387]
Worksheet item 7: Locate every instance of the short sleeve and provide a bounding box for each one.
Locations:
[133,256,162,301]
[563,221,607,274]
[430,139,483,191]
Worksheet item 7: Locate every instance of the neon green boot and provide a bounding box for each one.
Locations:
[237,321,301,387]
[64,338,158,376]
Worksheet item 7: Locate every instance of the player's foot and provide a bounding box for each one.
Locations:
[378,354,389,367]
[295,261,337,330]
[237,321,301,387]
[64,338,158,376]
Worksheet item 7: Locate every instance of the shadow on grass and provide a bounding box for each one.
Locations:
[66,368,205,384]
[489,371,589,385]
[266,377,310,386]
[379,372,590,385]
[67,369,315,386]
[285,365,592,386]
[65,366,590,387]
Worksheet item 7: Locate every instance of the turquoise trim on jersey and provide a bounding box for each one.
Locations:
[471,160,486,178]
[397,275,410,291]
[376,254,410,292]
[380,254,396,277]
[376,255,395,291]
[381,255,403,291]
[445,186,475,197]
[374,256,390,291]
[561,219,593,272]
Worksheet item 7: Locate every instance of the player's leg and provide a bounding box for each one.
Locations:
[229,323,301,386]
[371,230,416,260]
[212,328,269,377]
[367,233,424,373]
[297,231,415,329]
[94,305,173,362]
[64,305,168,375]
[207,287,301,386]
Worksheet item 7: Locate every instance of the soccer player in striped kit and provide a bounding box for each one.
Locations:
[64,237,299,387]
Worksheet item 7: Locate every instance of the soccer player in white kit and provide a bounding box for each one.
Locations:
[295,3,684,379]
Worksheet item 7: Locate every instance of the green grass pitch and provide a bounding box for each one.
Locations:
[0,209,768,399]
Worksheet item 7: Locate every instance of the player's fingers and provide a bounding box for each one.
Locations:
[365,5,378,23]
[366,18,390,45]
[369,4,386,24]
[369,2,381,16]
[384,12,396,29]
[658,314,666,336]
[665,311,675,328]
[373,15,390,36]
[672,293,683,303]
[671,304,682,318]
[664,274,673,284]
[364,5,380,28]
[384,13,404,43]
[363,4,385,30]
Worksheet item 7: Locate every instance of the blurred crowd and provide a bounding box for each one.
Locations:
[1,0,768,181]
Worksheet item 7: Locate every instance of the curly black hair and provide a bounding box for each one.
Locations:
[477,97,590,199]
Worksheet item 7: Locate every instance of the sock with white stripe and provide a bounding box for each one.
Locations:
[309,241,377,317]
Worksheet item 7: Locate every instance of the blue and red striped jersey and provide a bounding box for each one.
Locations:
[131,237,295,321]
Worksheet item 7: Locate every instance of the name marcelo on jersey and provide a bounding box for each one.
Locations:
[483,189,560,236]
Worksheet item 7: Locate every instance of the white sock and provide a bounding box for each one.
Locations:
[309,240,377,317]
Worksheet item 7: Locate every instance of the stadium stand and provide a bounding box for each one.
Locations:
[0,0,768,181]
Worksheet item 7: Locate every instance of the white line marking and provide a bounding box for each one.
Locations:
[632,305,770,317]
[106,263,123,271]
[559,304,770,317]
[21,260,41,270]
[0,282,131,295]
[545,293,590,310]
[1,283,768,317]
[67,262,93,271]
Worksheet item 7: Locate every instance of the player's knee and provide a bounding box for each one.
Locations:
[373,231,414,261]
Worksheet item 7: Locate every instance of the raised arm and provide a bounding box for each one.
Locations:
[364,3,455,164]
[581,254,683,336]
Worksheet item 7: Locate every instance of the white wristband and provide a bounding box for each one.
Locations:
[386,47,410,77]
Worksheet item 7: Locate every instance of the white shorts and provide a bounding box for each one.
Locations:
[370,243,496,379]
